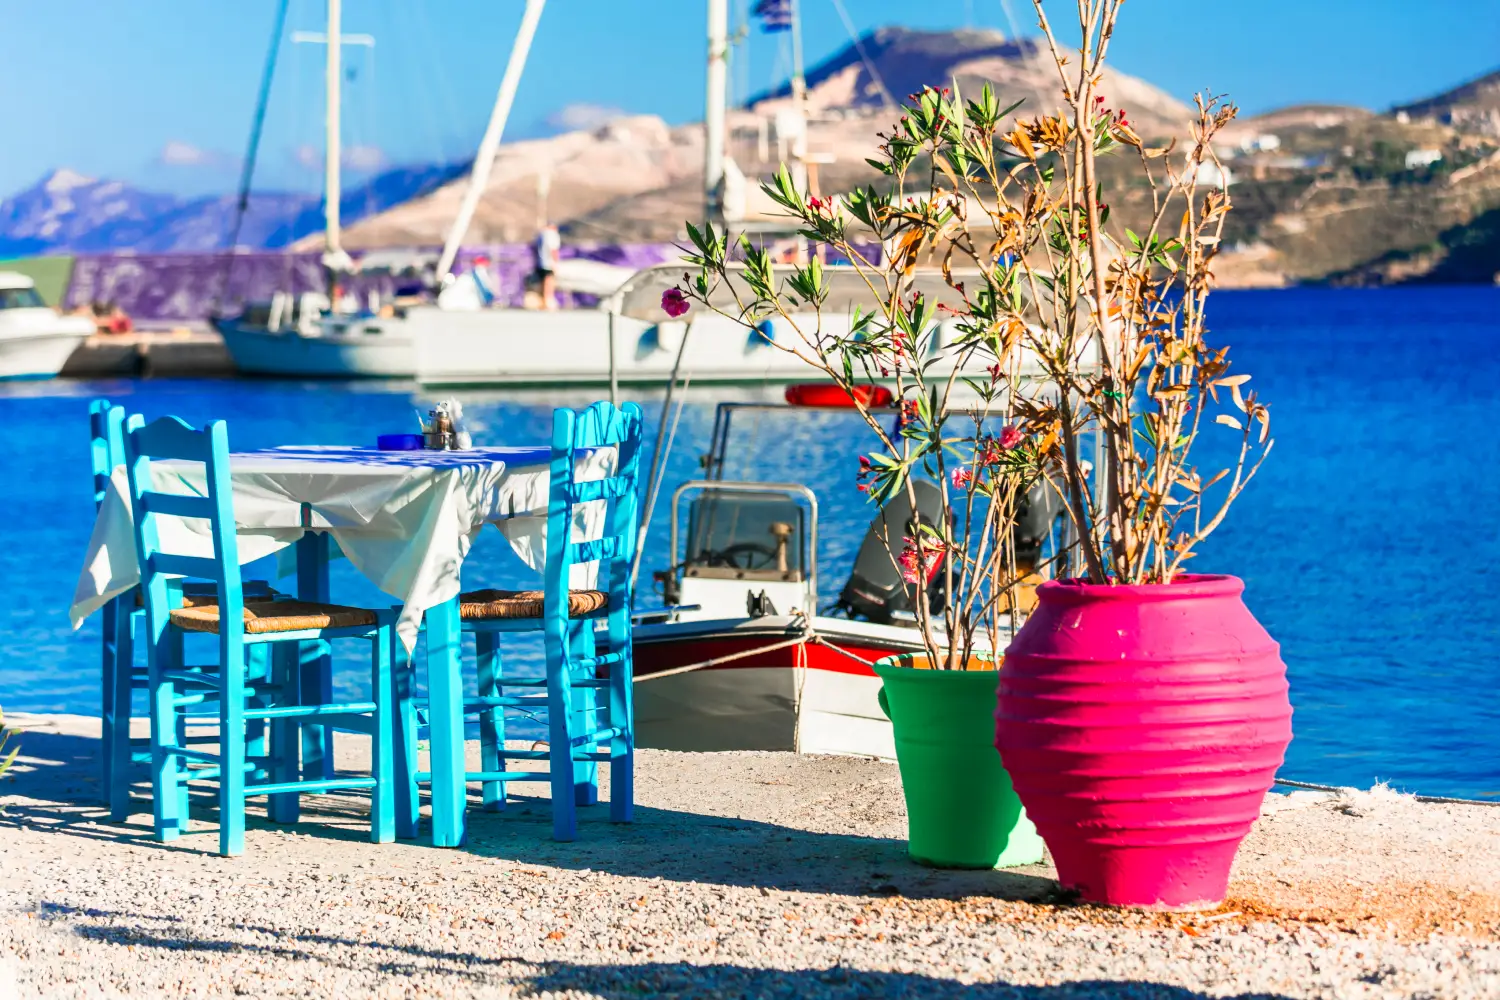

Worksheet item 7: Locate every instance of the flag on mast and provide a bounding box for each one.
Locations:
[752,0,793,33]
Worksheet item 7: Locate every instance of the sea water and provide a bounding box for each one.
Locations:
[1,286,1495,798]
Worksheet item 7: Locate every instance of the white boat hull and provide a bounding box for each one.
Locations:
[0,307,93,380]
[217,319,415,378]
[412,307,844,387]
[632,615,929,760]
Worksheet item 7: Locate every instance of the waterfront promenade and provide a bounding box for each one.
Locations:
[1,715,1495,998]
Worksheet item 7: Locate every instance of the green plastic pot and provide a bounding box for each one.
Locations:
[874,656,1044,869]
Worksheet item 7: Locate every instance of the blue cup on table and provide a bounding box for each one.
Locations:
[377,434,424,451]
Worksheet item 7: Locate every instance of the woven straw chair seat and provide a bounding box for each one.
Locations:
[170,600,378,635]
[136,580,279,609]
[458,588,609,621]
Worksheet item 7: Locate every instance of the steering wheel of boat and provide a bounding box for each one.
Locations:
[707,542,780,571]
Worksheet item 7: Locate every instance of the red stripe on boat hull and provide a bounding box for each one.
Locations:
[633,633,913,678]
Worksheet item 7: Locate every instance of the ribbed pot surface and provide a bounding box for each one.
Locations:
[994,574,1292,909]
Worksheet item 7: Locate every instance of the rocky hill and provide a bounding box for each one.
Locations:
[324,27,1195,249]
[1394,68,1500,135]
[9,26,1500,285]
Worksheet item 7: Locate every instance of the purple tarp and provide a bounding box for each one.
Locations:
[63,244,680,324]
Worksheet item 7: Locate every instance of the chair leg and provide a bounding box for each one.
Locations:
[609,641,634,825]
[546,622,578,843]
[570,622,599,807]
[100,598,118,807]
[267,644,301,824]
[109,605,138,820]
[392,645,420,840]
[150,628,183,843]
[369,624,395,844]
[105,601,138,821]
[220,648,247,858]
[475,631,506,812]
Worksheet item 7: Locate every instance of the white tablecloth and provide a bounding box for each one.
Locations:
[69,445,614,651]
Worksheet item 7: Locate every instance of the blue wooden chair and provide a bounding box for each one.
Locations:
[122,413,396,856]
[396,401,644,842]
[90,399,277,821]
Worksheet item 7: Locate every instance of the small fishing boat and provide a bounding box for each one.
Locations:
[0,272,94,380]
[631,392,1070,759]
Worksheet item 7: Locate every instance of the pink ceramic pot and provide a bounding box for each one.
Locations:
[995,574,1291,909]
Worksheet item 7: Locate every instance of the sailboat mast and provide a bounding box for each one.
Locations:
[705,0,729,223]
[325,0,342,261]
[436,0,547,280]
[789,0,806,103]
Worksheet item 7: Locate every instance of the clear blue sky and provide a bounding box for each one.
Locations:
[1,0,1496,198]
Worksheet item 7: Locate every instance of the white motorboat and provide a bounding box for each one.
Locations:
[630,396,1075,759]
[414,263,1029,387]
[0,272,94,380]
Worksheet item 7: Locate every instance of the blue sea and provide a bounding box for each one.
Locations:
[2,286,1496,799]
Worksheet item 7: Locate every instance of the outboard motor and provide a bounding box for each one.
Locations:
[836,480,947,623]
[835,478,1067,623]
[1014,478,1063,574]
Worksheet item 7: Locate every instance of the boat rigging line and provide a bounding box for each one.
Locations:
[213,0,291,319]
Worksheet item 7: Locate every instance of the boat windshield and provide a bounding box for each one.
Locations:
[0,287,46,309]
[686,491,806,580]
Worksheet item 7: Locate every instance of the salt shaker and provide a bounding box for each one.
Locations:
[425,410,454,450]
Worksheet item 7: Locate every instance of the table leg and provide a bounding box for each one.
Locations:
[425,597,467,847]
[296,532,334,783]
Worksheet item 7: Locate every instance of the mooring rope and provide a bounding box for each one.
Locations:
[633,613,884,684]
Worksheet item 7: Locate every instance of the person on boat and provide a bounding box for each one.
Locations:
[533,224,560,310]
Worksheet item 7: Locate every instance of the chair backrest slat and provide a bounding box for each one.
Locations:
[137,490,217,520]
[567,477,632,504]
[148,552,224,580]
[568,535,624,566]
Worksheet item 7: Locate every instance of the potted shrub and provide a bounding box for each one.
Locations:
[676,90,1062,870]
[679,1,1291,897]
[958,1,1288,908]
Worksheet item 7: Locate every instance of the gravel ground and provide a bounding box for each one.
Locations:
[0,714,1496,999]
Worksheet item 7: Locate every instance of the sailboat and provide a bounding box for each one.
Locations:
[214,0,549,378]
[408,0,818,387]
[216,0,825,384]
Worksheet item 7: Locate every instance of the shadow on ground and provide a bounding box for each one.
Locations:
[55,909,1299,1000]
[2,728,1056,902]
[524,962,1297,1000]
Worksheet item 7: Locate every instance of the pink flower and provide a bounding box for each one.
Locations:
[661,288,690,318]
[900,398,919,422]
[952,467,973,490]
[999,424,1024,451]
[897,535,945,584]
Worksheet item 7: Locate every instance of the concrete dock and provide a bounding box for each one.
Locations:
[59,331,236,379]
